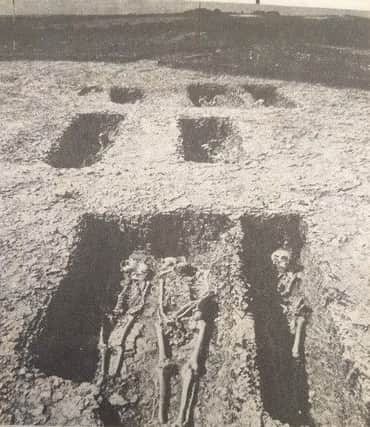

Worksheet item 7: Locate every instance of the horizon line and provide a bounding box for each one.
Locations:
[1,4,370,17]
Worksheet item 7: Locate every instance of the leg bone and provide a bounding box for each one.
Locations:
[159,278,170,323]
[176,363,197,427]
[97,316,112,384]
[97,324,108,384]
[176,319,207,426]
[155,320,172,425]
[292,316,306,359]
[108,314,136,376]
[108,280,151,376]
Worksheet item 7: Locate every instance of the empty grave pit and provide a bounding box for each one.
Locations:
[45,113,124,169]
[243,83,279,106]
[109,86,144,104]
[24,209,367,426]
[187,83,228,107]
[178,116,239,163]
[243,83,295,107]
[187,83,250,108]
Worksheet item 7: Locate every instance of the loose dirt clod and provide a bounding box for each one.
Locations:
[45,113,124,168]
[178,117,238,163]
[110,87,144,104]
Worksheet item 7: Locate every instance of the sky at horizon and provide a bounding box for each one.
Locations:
[193,0,370,10]
[0,0,369,15]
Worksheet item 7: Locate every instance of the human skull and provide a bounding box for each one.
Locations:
[131,261,150,280]
[271,248,292,275]
[162,257,177,268]
[193,310,203,321]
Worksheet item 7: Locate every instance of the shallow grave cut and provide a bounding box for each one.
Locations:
[77,86,103,96]
[187,83,252,108]
[187,82,295,108]
[240,214,368,427]
[242,84,295,107]
[46,113,124,168]
[109,86,144,104]
[243,84,279,106]
[178,117,238,163]
[187,83,228,107]
[241,215,310,426]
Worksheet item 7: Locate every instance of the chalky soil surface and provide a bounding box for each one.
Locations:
[0,60,370,426]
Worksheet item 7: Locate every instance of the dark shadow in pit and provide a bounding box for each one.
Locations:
[30,211,232,385]
[177,117,234,163]
[243,84,278,106]
[30,217,129,382]
[97,398,124,427]
[110,87,144,104]
[148,211,232,257]
[242,83,295,108]
[46,113,124,169]
[187,83,227,107]
[241,214,311,426]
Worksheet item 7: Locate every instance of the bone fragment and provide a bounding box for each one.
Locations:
[159,278,170,323]
[97,324,108,383]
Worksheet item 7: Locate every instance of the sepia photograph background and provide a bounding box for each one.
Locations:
[0,0,369,426]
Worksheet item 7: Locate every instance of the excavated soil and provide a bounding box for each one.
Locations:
[1,60,370,427]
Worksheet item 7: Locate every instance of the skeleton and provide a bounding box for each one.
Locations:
[271,244,310,359]
[97,251,153,382]
[155,257,214,426]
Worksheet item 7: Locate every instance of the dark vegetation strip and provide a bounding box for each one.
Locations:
[1,11,369,89]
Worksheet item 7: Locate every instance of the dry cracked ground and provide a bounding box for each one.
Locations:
[0,59,370,426]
